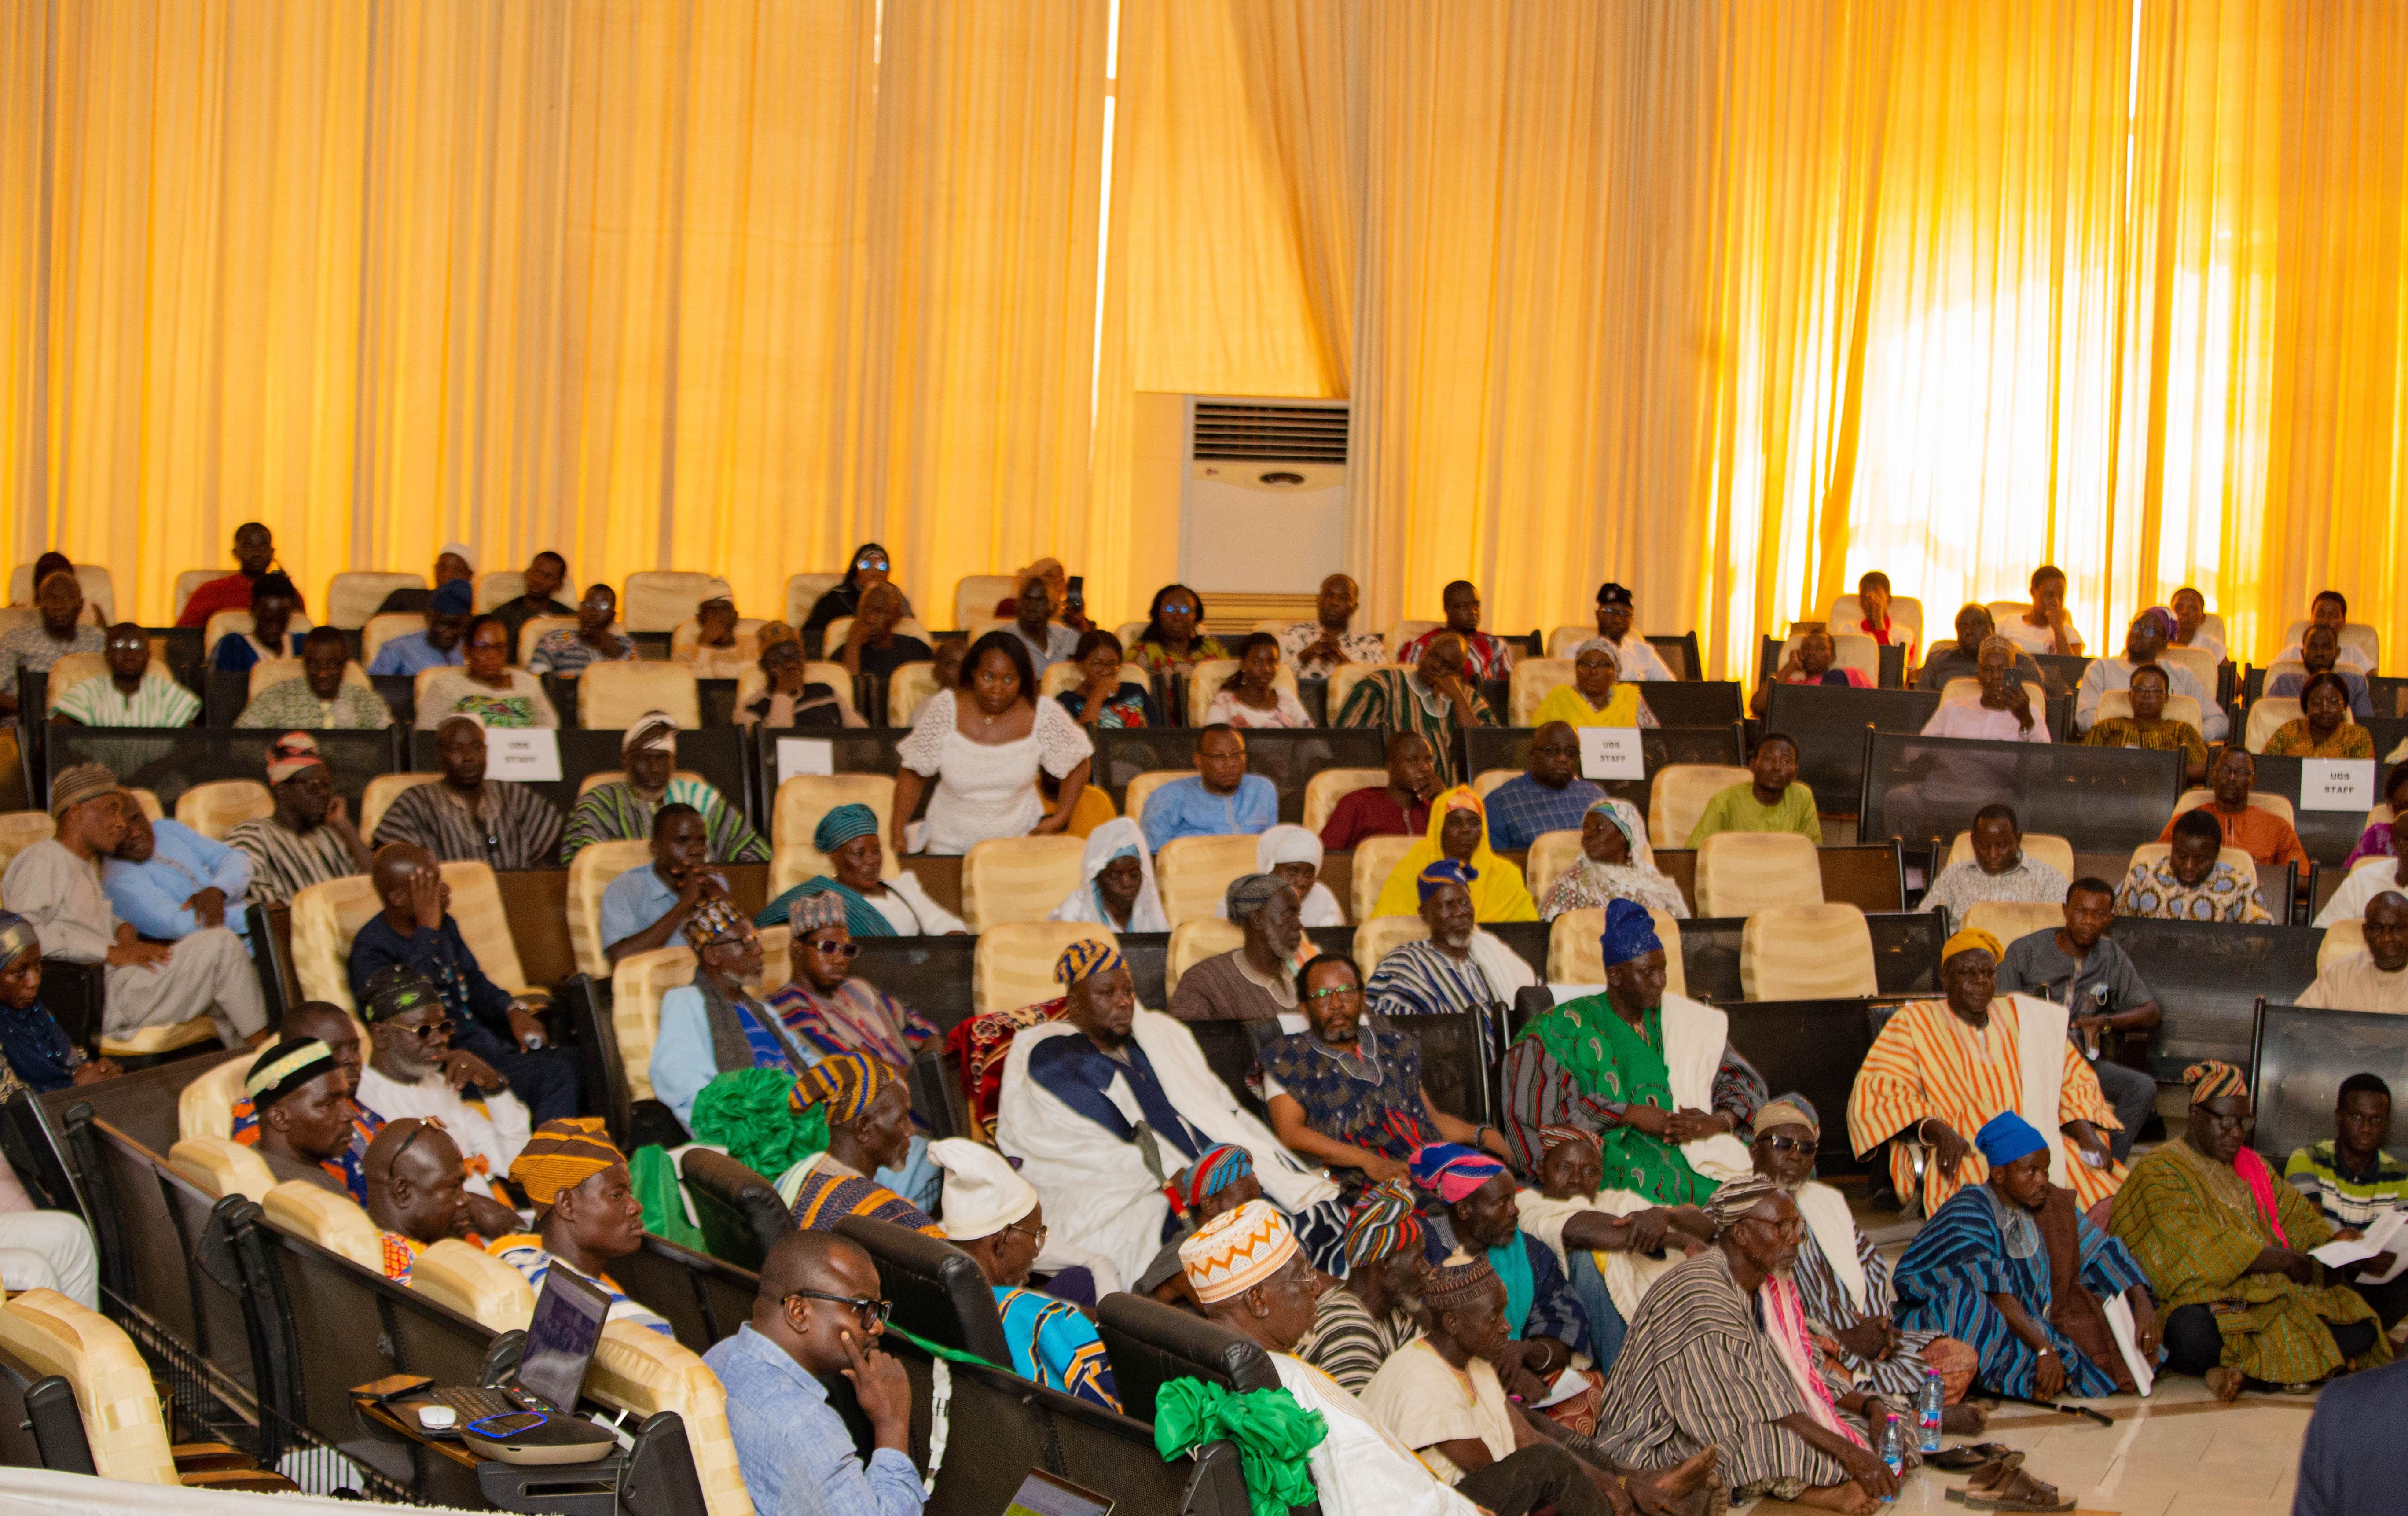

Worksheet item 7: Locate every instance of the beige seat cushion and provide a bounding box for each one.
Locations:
[248,656,373,701]
[954,574,1018,629]
[1694,832,1823,916]
[0,1290,177,1484]
[670,618,774,664]
[581,662,701,730]
[1648,765,1753,849]
[174,780,273,842]
[2094,688,2204,731]
[570,839,655,979]
[771,774,899,876]
[734,662,862,724]
[10,563,116,622]
[1945,831,2077,880]
[410,1239,536,1330]
[1740,903,1876,999]
[361,773,441,842]
[1156,835,1263,929]
[1938,676,2051,711]
[178,1057,254,1142]
[2125,840,2259,880]
[167,1136,278,1202]
[326,572,426,629]
[261,1181,385,1274]
[1960,900,2069,951]
[614,946,701,1102]
[1302,769,1385,836]
[1351,835,1418,924]
[1547,907,1685,994]
[586,1319,754,1516]
[1166,920,1244,1002]
[623,573,730,634]
[1822,594,1924,647]
[291,861,530,1011]
[361,613,427,667]
[2171,788,2296,829]
[784,573,847,629]
[1547,625,1602,659]
[98,1017,219,1059]
[1508,660,1573,725]
[1122,770,1189,829]
[973,923,1120,1017]
[2321,919,2367,971]
[888,661,943,725]
[0,811,55,871]
[477,571,528,613]
[1469,768,1516,802]
[1185,660,1300,725]
[1772,629,1880,685]
[1524,831,1586,906]
[1354,914,1429,973]
[2244,698,2303,754]
[172,569,224,621]
[1326,663,1414,723]
[962,835,1090,933]
[517,614,595,663]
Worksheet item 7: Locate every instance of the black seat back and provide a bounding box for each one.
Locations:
[1096,1291,1280,1424]
[0,1347,94,1475]
[556,974,632,1146]
[608,1233,763,1351]
[679,1149,792,1269]
[836,1216,1011,1364]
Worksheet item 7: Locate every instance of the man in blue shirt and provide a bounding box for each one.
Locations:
[704,1229,923,1516]
[1140,724,1277,850]
[1483,721,1605,852]
[101,792,254,948]
[366,577,472,675]
[597,805,729,967]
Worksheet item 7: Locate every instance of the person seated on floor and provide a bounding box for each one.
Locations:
[561,710,768,863]
[1918,636,2051,743]
[244,1038,361,1196]
[765,894,936,1065]
[363,1117,480,1284]
[649,900,807,1126]
[2075,607,2227,741]
[2115,806,2274,924]
[175,521,277,629]
[679,581,752,681]
[415,615,559,730]
[739,625,851,728]
[374,713,565,870]
[374,544,476,617]
[1532,640,1657,731]
[1593,1176,1901,1515]
[1847,926,2126,1219]
[101,789,253,950]
[600,805,729,968]
[1538,798,1686,923]
[2168,585,2221,662]
[1320,731,1443,851]
[490,551,575,653]
[1281,573,1386,679]
[1747,1095,1984,1429]
[51,622,199,727]
[1204,632,1313,729]
[2111,1061,2390,1399]
[236,626,393,729]
[2275,589,2374,673]
[348,845,580,1124]
[0,912,120,1094]
[1004,568,1082,671]
[2080,664,2210,784]
[1396,581,1516,683]
[1589,583,1676,682]
[1997,563,2084,657]
[1748,629,1869,718]
[1990,879,2164,1163]
[705,1230,925,1516]
[1485,722,1608,853]
[1055,629,1159,731]
[354,969,537,1224]
[1366,864,1539,1024]
[1372,787,1537,923]
[1918,803,2070,930]
[1334,633,1496,790]
[4,765,268,1049]
[831,580,931,686]
[0,570,105,719]
[526,583,636,680]
[207,571,308,674]
[2283,1073,2408,1334]
[224,733,376,905]
[1261,953,1509,1199]
[1171,874,1307,1023]
[231,1001,389,1203]
[1893,1111,2162,1409]
[781,1054,944,1235]
[996,940,1345,1288]
[2158,744,2306,869]
[1913,604,2044,694]
[487,1117,674,1335]
[1839,570,1916,663]
[2270,624,2375,721]
[365,577,473,676]
[1296,1179,1431,1391]
[1140,724,1277,850]
[1685,731,1822,845]
[1501,899,1759,1201]
[2265,672,2375,760]
[929,1137,1119,1410]
[2300,891,2408,1012]
[755,803,966,937]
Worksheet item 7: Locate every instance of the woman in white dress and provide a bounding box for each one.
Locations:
[1048,818,1171,931]
[892,631,1094,856]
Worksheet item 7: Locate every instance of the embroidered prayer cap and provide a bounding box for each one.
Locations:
[680,895,751,952]
[430,578,475,616]
[1704,1172,1782,1238]
[46,762,123,819]
[791,1052,899,1125]
[1178,1199,1298,1303]
[1342,1178,1424,1268]
[788,891,848,938]
[1170,1144,1255,1216]
[623,711,679,756]
[1256,824,1322,872]
[1055,937,1123,986]
[697,578,736,610]
[1599,897,1663,968]
[264,732,328,786]
[1572,637,1620,666]
[510,1117,626,1205]
[2182,1060,2250,1104]
[812,803,880,854]
[245,1038,338,1110]
[1538,1125,1602,1158]
[1408,1142,1507,1205]
[436,711,486,738]
[0,911,37,966]
[1424,1248,1502,1313]
[363,968,443,1024]
[929,1137,1038,1241]
[1416,858,1478,903]
[1753,1093,1821,1140]
[1974,1110,2049,1168]
[1224,872,1287,923]
[1940,925,2004,966]
[1595,583,1635,609]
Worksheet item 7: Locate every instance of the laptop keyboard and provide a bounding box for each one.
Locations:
[430,1386,525,1424]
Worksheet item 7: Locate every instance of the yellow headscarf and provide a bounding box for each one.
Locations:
[1371,786,1539,923]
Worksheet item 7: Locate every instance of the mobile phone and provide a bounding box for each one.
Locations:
[1064,576,1085,613]
[357,1373,436,1404]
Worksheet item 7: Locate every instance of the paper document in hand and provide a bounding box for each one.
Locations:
[2309,1207,2408,1282]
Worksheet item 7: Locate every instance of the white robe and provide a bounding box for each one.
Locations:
[356,1065,531,1199]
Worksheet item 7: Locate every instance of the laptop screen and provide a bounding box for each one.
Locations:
[515,1266,612,1413]
[1003,1468,1115,1516]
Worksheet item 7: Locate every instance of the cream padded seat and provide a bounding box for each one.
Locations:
[325,572,424,629]
[1944,831,2077,880]
[409,1239,537,1329]
[1040,659,1149,701]
[1959,900,2070,950]
[2094,688,2204,731]
[771,774,899,884]
[581,662,701,729]
[477,571,528,613]
[1547,625,1605,658]
[99,1017,220,1060]
[973,923,1119,1018]
[2321,919,2367,971]
[1156,835,1263,928]
[2155,644,2220,690]
[167,1136,277,1202]
[1740,903,1876,999]
[1547,906,1685,994]
[586,1319,754,1516]
[613,946,700,1102]
[671,618,773,665]
[291,861,531,1010]
[1165,920,1244,1001]
[361,773,441,841]
[570,839,654,977]
[2171,788,2295,828]
[1388,619,1441,651]
[174,780,273,842]
[623,572,728,633]
[1772,629,1880,685]
[360,612,426,667]
[2280,618,2380,666]
[1302,769,1386,835]
[1507,659,1575,725]
[247,655,373,700]
[40,652,116,713]
[178,1056,253,1141]
[516,614,592,663]
[1350,835,1417,924]
[888,661,943,725]
[1185,660,1300,725]
[962,835,1089,933]
[2244,698,2302,754]
[1693,832,1822,916]
[954,574,1018,629]
[0,1289,178,1484]
[1123,770,1188,828]
[1469,769,1516,802]
[1938,676,2050,710]
[172,569,224,620]
[1648,764,1752,849]
[1822,593,1924,648]
[784,572,846,629]
[1353,914,1429,971]
[732,660,863,723]
[1325,662,1413,722]
[823,617,936,654]
[1524,830,1586,906]
[261,1180,385,1273]
[0,810,55,869]
[9,563,116,621]
[2125,840,2260,882]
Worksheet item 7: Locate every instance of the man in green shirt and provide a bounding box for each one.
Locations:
[1685,732,1821,846]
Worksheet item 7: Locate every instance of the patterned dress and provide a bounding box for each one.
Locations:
[996,1285,1119,1410]
[1255,1023,1440,1192]
[782,1153,943,1238]
[2110,856,2272,924]
[763,979,936,1068]
[947,1000,1068,1141]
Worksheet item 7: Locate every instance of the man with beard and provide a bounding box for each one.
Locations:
[1295,1179,1432,1391]
[1363,865,1538,1034]
[243,1038,360,1196]
[352,967,533,1220]
[1170,874,1307,1023]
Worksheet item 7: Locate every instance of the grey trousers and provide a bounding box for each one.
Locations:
[103,925,267,1046]
[2090,1057,2157,1162]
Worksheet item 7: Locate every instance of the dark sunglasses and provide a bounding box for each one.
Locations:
[808,938,862,960]
[396,1018,457,1043]
[785,1289,892,1328]
[1758,1133,1813,1156]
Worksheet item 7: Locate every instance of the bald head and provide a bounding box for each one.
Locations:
[363,1118,470,1244]
[2367,891,2408,974]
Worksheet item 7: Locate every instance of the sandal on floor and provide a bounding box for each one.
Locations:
[1946,1466,2071,1512]
[1925,1443,2016,1471]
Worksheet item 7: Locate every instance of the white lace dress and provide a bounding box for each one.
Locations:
[898,690,1095,855]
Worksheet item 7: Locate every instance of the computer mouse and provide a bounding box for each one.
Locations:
[417,1405,458,1431]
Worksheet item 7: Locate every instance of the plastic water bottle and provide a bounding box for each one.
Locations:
[1917,1367,1945,1453]
[1876,1414,1905,1501]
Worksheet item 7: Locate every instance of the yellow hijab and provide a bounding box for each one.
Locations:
[1370,786,1539,922]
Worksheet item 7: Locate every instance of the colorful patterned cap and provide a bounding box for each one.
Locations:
[1341,1178,1424,1268]
[1537,1124,1602,1159]
[680,895,751,952]
[1408,1143,1506,1205]
[788,891,848,937]
[1417,858,1478,902]
[363,968,442,1024]
[792,1052,900,1125]
[1055,938,1123,986]
[2183,1060,2250,1104]
[1753,1093,1820,1140]
[812,803,880,854]
[1169,1144,1254,1216]
[1178,1199,1298,1303]
[245,1038,338,1110]
[1424,1247,1501,1312]
[510,1117,626,1205]
[264,732,327,786]
[1600,897,1662,967]
[1705,1173,1782,1237]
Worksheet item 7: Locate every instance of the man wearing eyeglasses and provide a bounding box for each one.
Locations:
[930,1137,1119,1411]
[354,965,537,1227]
[705,1229,922,1516]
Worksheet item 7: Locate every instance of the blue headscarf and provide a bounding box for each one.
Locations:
[1975,1111,2048,1168]
[1417,858,1478,902]
[812,803,880,854]
[1600,897,1662,967]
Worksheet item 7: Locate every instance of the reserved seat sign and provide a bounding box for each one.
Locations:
[1579,728,1645,780]
[2301,758,2375,811]
[486,729,564,783]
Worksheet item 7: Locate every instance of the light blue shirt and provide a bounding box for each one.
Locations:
[600,864,682,953]
[366,631,465,676]
[2074,654,2227,741]
[1140,773,1279,851]
[703,1324,924,1516]
[101,820,253,944]
[650,984,751,1127]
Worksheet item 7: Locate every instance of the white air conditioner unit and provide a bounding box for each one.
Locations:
[1179,397,1348,597]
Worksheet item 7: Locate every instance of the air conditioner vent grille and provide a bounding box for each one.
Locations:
[1193,402,1348,464]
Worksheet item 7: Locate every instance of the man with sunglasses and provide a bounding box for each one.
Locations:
[355,965,537,1225]
[705,1229,922,1516]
